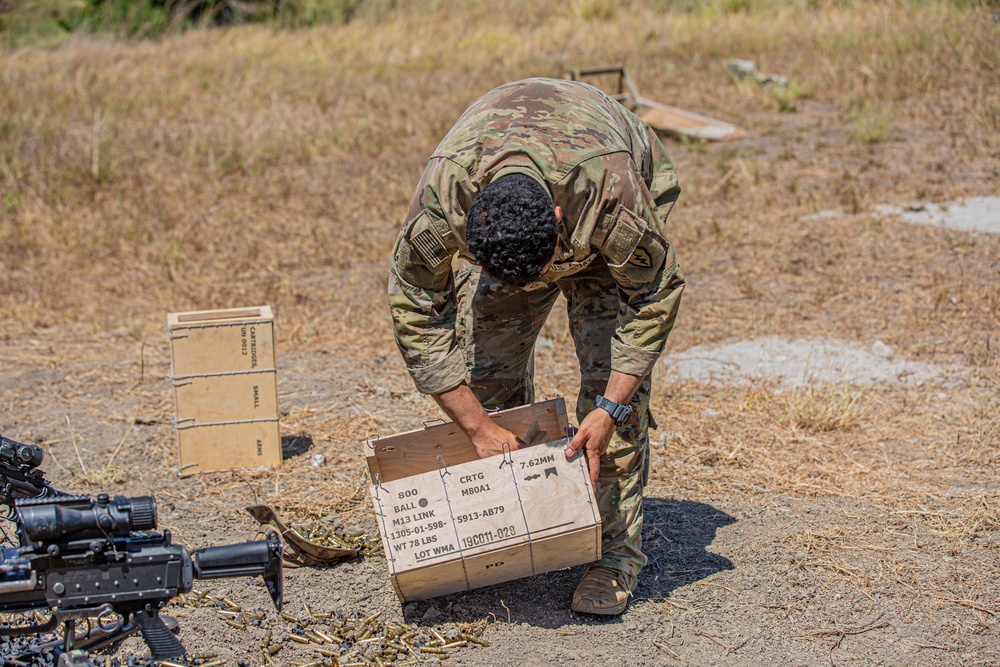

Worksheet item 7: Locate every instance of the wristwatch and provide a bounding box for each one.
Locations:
[594,395,632,426]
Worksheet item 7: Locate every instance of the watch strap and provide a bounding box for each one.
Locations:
[595,395,632,426]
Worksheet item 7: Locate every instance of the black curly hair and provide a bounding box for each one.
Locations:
[466,174,559,286]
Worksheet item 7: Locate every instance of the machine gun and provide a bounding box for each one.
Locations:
[0,436,284,663]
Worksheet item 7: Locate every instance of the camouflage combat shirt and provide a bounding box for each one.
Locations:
[389,78,685,395]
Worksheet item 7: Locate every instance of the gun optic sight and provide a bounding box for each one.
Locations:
[0,437,44,469]
[16,494,156,543]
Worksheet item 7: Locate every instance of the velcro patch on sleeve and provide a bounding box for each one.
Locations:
[408,212,450,268]
[603,206,646,267]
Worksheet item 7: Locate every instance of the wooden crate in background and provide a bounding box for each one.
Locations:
[167,306,281,472]
[365,398,602,602]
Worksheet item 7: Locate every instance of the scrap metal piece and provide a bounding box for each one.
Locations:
[246,504,358,565]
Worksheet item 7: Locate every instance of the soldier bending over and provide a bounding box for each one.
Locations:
[388,77,684,615]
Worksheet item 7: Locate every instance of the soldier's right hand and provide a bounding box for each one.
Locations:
[470,423,525,459]
[428,382,525,459]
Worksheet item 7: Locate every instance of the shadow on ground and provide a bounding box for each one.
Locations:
[282,434,313,458]
[636,497,736,601]
[405,496,734,628]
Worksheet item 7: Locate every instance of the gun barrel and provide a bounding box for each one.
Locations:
[192,532,283,611]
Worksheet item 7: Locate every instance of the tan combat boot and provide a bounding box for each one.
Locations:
[570,565,636,616]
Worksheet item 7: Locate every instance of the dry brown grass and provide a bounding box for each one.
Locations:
[1,1,997,347]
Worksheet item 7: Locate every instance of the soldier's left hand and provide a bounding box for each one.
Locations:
[564,410,616,486]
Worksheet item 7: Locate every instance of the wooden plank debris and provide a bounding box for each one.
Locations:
[567,65,743,142]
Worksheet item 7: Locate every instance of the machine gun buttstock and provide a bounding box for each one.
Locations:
[192,531,283,611]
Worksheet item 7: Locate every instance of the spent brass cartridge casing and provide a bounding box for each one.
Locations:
[313,629,335,644]
[460,633,491,647]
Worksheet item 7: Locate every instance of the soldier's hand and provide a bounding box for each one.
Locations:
[471,422,525,459]
[564,409,616,486]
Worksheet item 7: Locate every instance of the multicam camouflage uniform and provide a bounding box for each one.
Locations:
[388,78,684,580]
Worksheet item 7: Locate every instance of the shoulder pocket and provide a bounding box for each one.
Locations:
[406,210,452,269]
[602,206,647,268]
[602,206,667,285]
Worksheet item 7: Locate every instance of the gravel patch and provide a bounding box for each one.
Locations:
[874,196,1000,234]
[661,336,952,388]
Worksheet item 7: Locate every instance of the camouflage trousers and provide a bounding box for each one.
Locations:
[454,258,651,579]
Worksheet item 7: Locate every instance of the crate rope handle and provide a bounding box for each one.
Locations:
[436,455,471,592]
[498,441,514,469]
[501,442,537,576]
[371,473,395,571]
[570,438,602,560]
[435,454,451,478]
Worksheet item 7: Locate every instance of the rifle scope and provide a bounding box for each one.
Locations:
[0,437,44,469]
[16,494,157,543]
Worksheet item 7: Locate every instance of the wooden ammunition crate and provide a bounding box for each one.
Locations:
[167,306,281,472]
[365,398,602,602]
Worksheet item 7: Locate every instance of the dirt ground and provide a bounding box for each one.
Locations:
[1,280,997,667]
[1,4,999,666]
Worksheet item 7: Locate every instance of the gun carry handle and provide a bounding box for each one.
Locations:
[134,604,185,660]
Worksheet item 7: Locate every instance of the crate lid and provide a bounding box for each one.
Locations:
[167,305,273,328]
